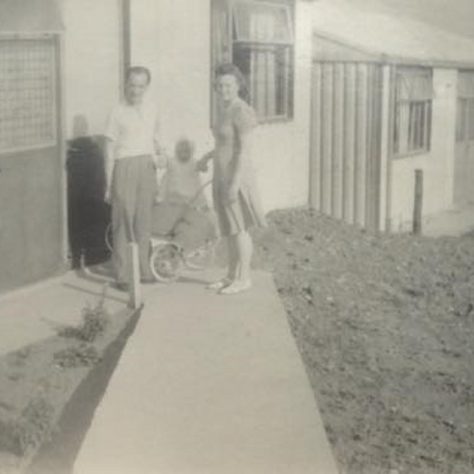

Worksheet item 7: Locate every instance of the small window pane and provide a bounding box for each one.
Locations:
[234,43,292,119]
[233,2,292,43]
[396,67,433,102]
[394,100,431,155]
[458,71,474,99]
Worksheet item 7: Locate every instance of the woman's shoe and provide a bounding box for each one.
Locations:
[207,278,232,290]
[219,279,251,295]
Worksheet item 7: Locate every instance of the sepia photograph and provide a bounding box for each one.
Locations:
[0,0,473,473]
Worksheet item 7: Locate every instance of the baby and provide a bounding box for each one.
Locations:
[156,138,207,208]
[153,138,218,245]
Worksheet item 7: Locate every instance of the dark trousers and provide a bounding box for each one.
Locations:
[111,155,156,283]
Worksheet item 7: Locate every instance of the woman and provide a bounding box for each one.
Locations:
[198,63,266,295]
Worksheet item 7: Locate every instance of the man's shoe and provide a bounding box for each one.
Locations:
[141,277,156,284]
[112,281,129,292]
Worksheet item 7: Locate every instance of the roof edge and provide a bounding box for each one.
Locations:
[313,30,474,69]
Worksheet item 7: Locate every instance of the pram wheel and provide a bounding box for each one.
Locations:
[184,240,216,270]
[150,242,183,282]
[105,223,113,252]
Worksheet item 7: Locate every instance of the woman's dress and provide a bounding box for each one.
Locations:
[212,97,266,236]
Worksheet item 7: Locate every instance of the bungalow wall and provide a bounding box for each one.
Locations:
[62,0,122,139]
[311,35,460,233]
[129,0,313,213]
[389,69,457,232]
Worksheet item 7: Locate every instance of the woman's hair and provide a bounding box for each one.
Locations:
[215,63,250,103]
[126,66,152,85]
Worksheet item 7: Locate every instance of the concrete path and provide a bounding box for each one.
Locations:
[0,270,128,357]
[74,270,339,474]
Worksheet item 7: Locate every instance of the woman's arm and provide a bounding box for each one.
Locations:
[226,104,257,203]
[227,130,252,200]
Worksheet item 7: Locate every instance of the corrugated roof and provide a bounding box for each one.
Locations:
[0,0,63,33]
[312,0,474,67]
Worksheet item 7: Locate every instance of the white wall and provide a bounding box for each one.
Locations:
[254,0,313,211]
[129,0,213,154]
[389,68,457,232]
[129,0,313,213]
[62,0,122,138]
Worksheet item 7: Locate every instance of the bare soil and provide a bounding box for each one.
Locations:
[0,299,139,474]
[252,208,474,474]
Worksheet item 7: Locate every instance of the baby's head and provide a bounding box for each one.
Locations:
[175,138,195,163]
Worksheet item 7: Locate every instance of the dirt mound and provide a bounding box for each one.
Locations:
[253,208,474,474]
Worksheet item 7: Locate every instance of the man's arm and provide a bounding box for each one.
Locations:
[104,107,119,202]
[104,139,115,203]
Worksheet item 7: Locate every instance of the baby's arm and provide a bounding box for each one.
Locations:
[196,150,214,172]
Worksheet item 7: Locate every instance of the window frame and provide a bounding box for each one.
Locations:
[210,0,296,124]
[232,0,294,45]
[392,67,433,159]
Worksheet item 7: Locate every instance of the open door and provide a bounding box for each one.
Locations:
[0,37,64,293]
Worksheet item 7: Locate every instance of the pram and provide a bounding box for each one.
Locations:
[105,180,218,282]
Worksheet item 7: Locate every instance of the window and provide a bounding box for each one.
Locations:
[457,71,474,143]
[0,39,57,153]
[393,67,433,157]
[211,0,294,121]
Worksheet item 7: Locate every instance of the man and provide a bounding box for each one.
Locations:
[105,66,160,289]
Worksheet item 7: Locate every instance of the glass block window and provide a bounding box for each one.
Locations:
[0,39,57,153]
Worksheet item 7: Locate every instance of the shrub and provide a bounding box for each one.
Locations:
[59,284,110,342]
[11,398,55,456]
[53,344,101,368]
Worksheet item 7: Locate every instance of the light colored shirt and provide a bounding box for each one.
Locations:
[105,101,160,159]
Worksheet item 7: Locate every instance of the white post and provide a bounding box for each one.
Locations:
[128,242,141,309]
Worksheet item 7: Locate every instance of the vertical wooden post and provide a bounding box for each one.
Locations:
[128,242,141,309]
[413,169,423,235]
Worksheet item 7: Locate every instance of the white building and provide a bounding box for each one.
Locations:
[309,2,474,232]
[0,0,315,293]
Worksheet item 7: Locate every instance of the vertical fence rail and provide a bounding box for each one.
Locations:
[332,63,345,219]
[355,64,368,226]
[310,61,384,230]
[343,63,356,224]
[365,64,375,229]
[321,63,334,214]
[309,63,322,210]
[413,169,423,235]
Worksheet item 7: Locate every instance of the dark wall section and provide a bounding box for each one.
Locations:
[66,135,110,267]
